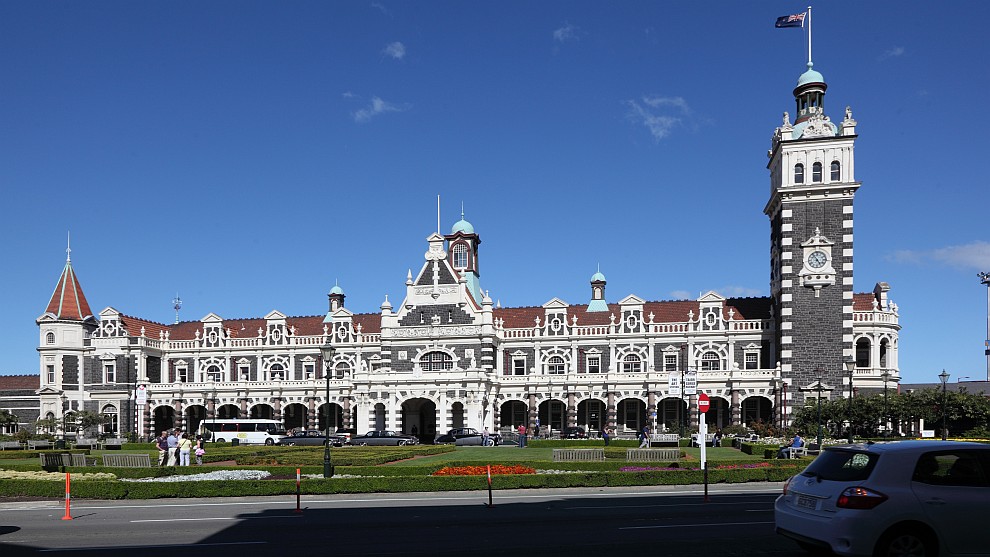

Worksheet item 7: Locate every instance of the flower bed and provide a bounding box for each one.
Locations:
[432,464,535,476]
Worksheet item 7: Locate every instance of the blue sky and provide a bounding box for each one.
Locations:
[1,2,988,385]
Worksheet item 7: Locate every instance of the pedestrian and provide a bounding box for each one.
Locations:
[178,433,192,466]
[777,432,803,459]
[601,425,610,447]
[166,429,179,466]
[639,425,650,448]
[517,423,527,448]
[714,428,723,447]
[194,437,205,465]
[156,431,169,466]
[482,427,490,447]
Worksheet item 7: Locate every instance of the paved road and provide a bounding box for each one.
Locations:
[0,483,803,556]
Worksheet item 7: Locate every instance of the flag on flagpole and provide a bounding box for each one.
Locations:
[775,13,806,28]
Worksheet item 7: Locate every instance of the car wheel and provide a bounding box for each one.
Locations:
[216,438,225,443]
[265,438,274,446]
[874,526,936,557]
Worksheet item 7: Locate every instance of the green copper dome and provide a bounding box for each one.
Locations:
[591,271,606,282]
[451,218,475,234]
[329,285,345,295]
[797,61,825,87]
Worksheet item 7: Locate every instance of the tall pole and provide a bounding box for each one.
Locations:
[679,368,685,438]
[938,369,949,440]
[846,360,855,443]
[980,272,990,381]
[881,372,890,436]
[320,344,336,478]
[815,370,824,448]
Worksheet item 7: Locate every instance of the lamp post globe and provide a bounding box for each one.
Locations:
[938,369,950,441]
[320,344,336,478]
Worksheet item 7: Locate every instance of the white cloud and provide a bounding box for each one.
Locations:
[371,2,392,17]
[669,290,693,300]
[341,91,356,99]
[717,285,764,298]
[382,41,405,60]
[626,96,691,141]
[878,46,905,61]
[353,96,406,123]
[887,241,990,270]
[553,22,580,43]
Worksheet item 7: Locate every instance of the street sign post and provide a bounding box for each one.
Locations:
[698,393,710,502]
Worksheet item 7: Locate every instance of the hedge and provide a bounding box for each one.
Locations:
[0,466,798,499]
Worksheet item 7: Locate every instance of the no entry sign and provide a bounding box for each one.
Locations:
[698,392,710,413]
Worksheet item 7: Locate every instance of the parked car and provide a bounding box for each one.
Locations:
[434,428,500,446]
[335,428,357,443]
[774,440,990,556]
[276,430,345,447]
[349,430,419,446]
[560,426,586,439]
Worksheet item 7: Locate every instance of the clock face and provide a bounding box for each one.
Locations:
[808,250,828,269]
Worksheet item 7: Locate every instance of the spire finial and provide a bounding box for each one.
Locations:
[172,293,182,325]
[461,201,464,220]
[437,194,441,234]
[66,231,71,262]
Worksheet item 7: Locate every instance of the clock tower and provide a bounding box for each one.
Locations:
[765,61,860,399]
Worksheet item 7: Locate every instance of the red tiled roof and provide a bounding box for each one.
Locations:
[494,298,772,328]
[0,374,40,390]
[853,293,878,311]
[121,315,170,339]
[164,314,383,340]
[44,260,93,321]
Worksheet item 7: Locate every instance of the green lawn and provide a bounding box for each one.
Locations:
[383,445,765,466]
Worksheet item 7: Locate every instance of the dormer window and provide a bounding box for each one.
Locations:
[46,332,56,345]
[812,162,823,182]
[830,160,840,181]
[452,243,468,269]
[794,163,804,184]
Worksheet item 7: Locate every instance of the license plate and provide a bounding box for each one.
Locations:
[797,495,817,510]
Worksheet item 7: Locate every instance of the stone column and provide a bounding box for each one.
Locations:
[731,387,741,426]
[528,393,537,431]
[606,391,616,432]
[567,392,577,428]
[493,400,501,430]
[647,391,656,431]
[342,397,352,429]
[239,398,248,418]
[307,397,316,429]
[173,400,184,431]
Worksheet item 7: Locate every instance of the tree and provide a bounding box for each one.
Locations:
[74,410,109,436]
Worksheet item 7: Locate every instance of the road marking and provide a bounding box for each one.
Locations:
[131,515,301,523]
[40,541,265,552]
[568,500,773,510]
[621,520,774,530]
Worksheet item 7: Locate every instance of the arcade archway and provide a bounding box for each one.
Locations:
[401,398,437,439]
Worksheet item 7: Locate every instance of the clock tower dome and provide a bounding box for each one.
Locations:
[765,61,860,398]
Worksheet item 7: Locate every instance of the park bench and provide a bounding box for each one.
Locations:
[626,448,681,462]
[27,440,52,450]
[73,438,97,449]
[788,446,808,458]
[102,453,152,467]
[101,437,127,450]
[552,448,605,462]
[690,433,715,447]
[0,441,23,450]
[39,453,90,469]
[649,434,680,447]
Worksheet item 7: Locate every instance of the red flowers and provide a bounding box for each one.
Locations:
[432,465,536,476]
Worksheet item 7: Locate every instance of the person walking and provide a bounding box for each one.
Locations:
[166,429,179,466]
[156,431,169,467]
[482,427,490,447]
[194,436,205,465]
[601,424,610,447]
[178,433,193,466]
[517,423,527,448]
[639,425,651,448]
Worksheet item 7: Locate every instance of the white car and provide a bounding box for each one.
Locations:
[775,440,989,557]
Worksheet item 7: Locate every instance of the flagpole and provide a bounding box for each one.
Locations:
[807,6,813,63]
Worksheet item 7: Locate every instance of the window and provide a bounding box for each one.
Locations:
[304,363,314,378]
[794,163,804,183]
[46,332,55,344]
[830,160,840,181]
[239,365,250,380]
[587,356,601,374]
[104,363,116,383]
[664,354,677,372]
[700,352,721,371]
[856,338,871,368]
[47,365,55,384]
[879,339,889,368]
[546,356,565,375]
[334,362,351,379]
[269,363,285,380]
[421,351,453,372]
[101,404,118,435]
[206,365,223,383]
[512,358,527,376]
[622,354,642,373]
[452,243,468,269]
[812,162,822,182]
[176,366,188,383]
[745,352,759,370]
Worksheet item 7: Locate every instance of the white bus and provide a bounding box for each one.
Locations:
[199,419,287,445]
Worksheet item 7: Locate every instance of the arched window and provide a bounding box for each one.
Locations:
[334,361,351,379]
[812,162,823,182]
[206,365,223,383]
[101,404,118,435]
[546,356,565,375]
[452,244,468,269]
[421,351,453,371]
[830,160,840,181]
[46,332,55,344]
[856,338,871,368]
[269,363,285,380]
[794,163,804,183]
[879,339,889,368]
[700,351,721,371]
[622,354,642,373]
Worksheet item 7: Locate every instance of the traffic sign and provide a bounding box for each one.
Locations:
[698,392,710,413]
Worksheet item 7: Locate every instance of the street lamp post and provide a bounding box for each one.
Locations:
[59,394,68,449]
[844,359,855,443]
[880,371,891,436]
[678,367,685,438]
[319,344,336,478]
[815,369,824,448]
[979,272,990,381]
[210,383,217,442]
[938,369,950,440]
